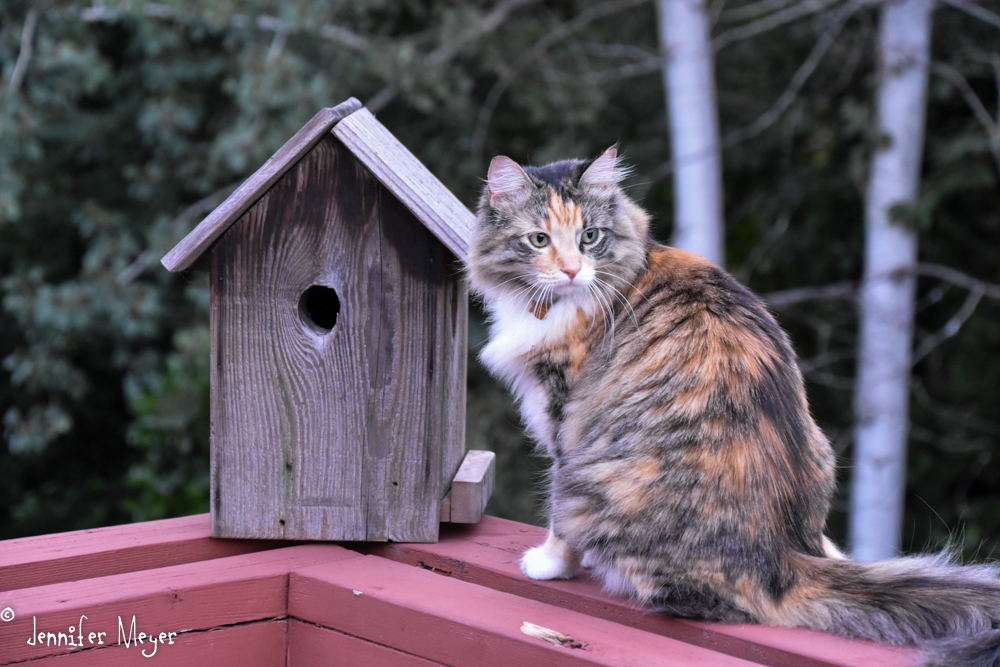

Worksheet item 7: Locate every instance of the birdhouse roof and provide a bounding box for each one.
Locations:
[161,97,473,273]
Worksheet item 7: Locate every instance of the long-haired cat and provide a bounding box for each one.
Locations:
[466,147,1000,667]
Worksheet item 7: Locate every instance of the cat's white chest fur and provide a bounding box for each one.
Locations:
[480,294,594,455]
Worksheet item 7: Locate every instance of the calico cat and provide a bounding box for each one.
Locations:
[466,146,1000,667]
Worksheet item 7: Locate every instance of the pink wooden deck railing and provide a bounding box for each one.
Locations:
[0,515,917,666]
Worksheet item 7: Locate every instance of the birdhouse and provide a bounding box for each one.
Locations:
[161,98,493,543]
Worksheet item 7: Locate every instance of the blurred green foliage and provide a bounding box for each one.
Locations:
[1,0,998,557]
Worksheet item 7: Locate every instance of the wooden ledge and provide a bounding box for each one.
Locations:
[364,517,917,667]
[0,514,278,593]
[0,514,917,667]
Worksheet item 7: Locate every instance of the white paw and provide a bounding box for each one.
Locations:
[521,545,577,580]
[580,549,598,569]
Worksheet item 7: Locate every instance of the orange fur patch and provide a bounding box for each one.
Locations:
[590,456,664,517]
[635,245,713,294]
[546,189,583,230]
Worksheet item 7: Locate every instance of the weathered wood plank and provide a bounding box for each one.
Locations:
[332,108,474,261]
[3,619,287,667]
[211,135,380,540]
[440,265,468,497]
[439,491,452,523]
[369,184,467,541]
[448,450,496,523]
[288,619,445,667]
[161,98,362,272]
[0,545,356,665]
[364,517,918,667]
[0,514,277,593]
[289,555,761,667]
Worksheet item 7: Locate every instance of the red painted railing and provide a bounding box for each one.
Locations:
[0,515,916,666]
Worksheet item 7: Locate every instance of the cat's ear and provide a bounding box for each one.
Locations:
[487,156,532,208]
[579,145,625,197]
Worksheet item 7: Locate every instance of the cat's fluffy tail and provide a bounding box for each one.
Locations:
[775,553,1000,667]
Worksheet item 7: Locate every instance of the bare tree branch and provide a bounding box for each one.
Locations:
[470,0,648,161]
[763,263,1000,381]
[931,61,1000,175]
[535,58,663,86]
[366,88,397,113]
[583,42,658,61]
[911,286,984,363]
[368,0,544,113]
[910,424,992,454]
[120,181,241,285]
[712,0,846,51]
[426,0,543,66]
[803,368,857,389]
[940,0,1000,29]
[798,347,856,374]
[912,378,1000,437]
[638,1,861,197]
[9,9,39,94]
[709,0,731,26]
[915,262,1000,299]
[734,213,789,283]
[763,263,1000,310]
[720,0,803,23]
[318,24,372,52]
[723,1,858,143]
[762,281,858,308]
[83,3,380,52]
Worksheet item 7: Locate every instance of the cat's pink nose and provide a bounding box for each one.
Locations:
[562,267,580,280]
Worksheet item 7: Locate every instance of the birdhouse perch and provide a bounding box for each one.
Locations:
[161,98,493,543]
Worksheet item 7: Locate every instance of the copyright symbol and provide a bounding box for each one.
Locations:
[0,607,14,622]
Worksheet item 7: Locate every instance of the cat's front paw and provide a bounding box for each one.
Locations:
[521,545,577,580]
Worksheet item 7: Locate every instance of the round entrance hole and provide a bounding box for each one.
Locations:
[299,285,340,333]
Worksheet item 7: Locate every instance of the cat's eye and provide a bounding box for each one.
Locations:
[528,232,550,248]
[581,228,601,245]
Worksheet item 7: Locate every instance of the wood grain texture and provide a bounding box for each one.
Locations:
[161,98,362,272]
[211,134,467,542]
[288,619,445,667]
[364,183,466,541]
[0,545,356,664]
[211,134,378,541]
[448,450,495,523]
[364,517,918,667]
[1,620,287,667]
[438,491,451,523]
[0,514,276,593]
[289,555,761,667]
[332,108,474,261]
[439,258,468,499]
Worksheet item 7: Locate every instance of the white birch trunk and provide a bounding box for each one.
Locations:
[850,0,933,561]
[656,0,726,267]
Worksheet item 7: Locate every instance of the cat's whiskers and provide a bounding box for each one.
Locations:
[509,282,549,351]
[478,273,535,299]
[583,283,604,339]
[597,284,618,351]
[587,281,615,351]
[592,276,639,333]
[489,282,545,353]
[594,267,653,309]
[490,284,537,326]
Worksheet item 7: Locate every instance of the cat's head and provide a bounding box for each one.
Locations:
[467,147,650,308]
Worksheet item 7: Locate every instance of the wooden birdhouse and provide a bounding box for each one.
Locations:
[161,98,493,543]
